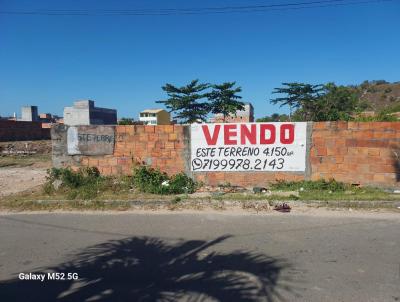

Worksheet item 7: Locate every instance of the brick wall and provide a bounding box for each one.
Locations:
[0,120,51,142]
[58,125,188,176]
[310,121,400,187]
[53,122,400,188]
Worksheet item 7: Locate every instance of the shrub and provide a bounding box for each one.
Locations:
[132,166,196,194]
[169,173,197,194]
[46,167,101,189]
[44,167,105,199]
[132,166,170,194]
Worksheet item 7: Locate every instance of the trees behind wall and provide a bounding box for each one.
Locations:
[158,80,245,124]
[157,80,398,124]
[157,80,210,124]
[207,82,244,123]
[269,82,368,122]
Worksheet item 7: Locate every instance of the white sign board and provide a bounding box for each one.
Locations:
[191,123,307,172]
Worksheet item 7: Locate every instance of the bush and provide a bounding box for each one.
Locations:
[46,167,101,189]
[169,173,197,194]
[44,167,106,199]
[132,166,196,194]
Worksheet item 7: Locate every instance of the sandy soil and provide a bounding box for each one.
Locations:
[0,166,48,197]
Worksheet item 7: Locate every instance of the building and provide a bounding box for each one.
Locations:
[139,109,170,125]
[64,100,117,126]
[21,106,39,122]
[210,102,254,123]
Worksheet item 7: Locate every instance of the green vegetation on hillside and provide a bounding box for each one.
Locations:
[259,80,400,122]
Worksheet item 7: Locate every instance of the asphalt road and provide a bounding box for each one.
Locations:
[0,211,399,302]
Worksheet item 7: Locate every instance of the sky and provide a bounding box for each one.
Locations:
[0,0,399,119]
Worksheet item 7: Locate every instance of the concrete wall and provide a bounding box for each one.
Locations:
[51,122,400,188]
[64,100,117,126]
[0,120,50,142]
[64,106,90,126]
[211,103,254,123]
[21,106,39,122]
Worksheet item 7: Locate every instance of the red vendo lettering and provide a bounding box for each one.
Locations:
[202,125,220,145]
[224,124,237,145]
[280,124,295,144]
[240,124,257,145]
[260,124,276,144]
[201,123,295,145]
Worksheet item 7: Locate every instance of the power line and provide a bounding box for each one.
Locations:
[0,0,396,16]
[0,0,354,13]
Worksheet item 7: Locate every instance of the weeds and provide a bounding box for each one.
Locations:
[42,166,197,200]
[271,179,348,192]
[43,167,131,200]
[132,166,197,194]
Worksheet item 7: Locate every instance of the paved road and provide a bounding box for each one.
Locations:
[0,211,399,302]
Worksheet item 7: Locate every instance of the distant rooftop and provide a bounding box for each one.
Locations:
[140,109,166,113]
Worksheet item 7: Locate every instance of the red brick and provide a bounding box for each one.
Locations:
[100,166,112,175]
[125,126,135,135]
[148,134,159,142]
[88,158,99,166]
[115,125,126,134]
[173,125,185,134]
[315,147,327,156]
[164,141,175,149]
[369,164,397,173]
[313,122,327,130]
[347,122,359,130]
[346,139,357,147]
[144,126,155,133]
[367,148,380,156]
[312,137,325,146]
[117,157,131,165]
[358,122,373,130]
[390,123,400,130]
[353,130,374,139]
[168,133,178,141]
[135,125,145,133]
[373,174,385,182]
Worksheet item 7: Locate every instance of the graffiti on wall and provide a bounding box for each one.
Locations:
[191,123,307,172]
[67,126,115,155]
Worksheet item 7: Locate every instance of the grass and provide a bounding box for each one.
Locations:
[1,171,399,211]
[212,190,400,202]
[0,154,51,167]
[2,185,399,211]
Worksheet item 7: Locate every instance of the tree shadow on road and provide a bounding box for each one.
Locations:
[0,235,297,301]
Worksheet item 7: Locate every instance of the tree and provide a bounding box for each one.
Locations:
[207,82,244,122]
[256,113,289,122]
[270,83,323,121]
[118,118,135,125]
[313,83,359,121]
[157,80,210,124]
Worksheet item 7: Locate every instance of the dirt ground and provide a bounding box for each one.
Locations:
[0,167,48,197]
[0,156,50,197]
[0,140,52,155]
